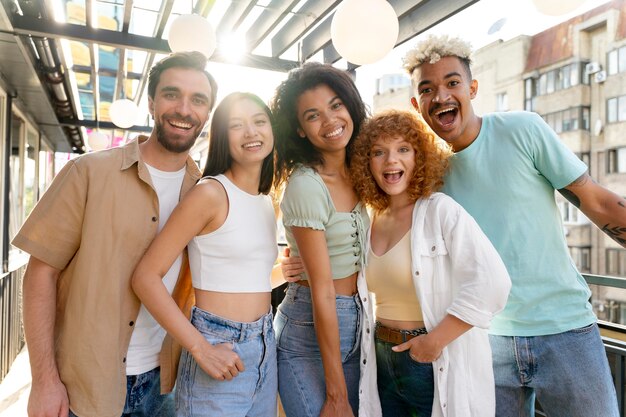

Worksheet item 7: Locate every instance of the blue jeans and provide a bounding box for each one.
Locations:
[274,283,361,417]
[490,323,619,417]
[375,339,434,417]
[68,367,174,417]
[175,306,277,417]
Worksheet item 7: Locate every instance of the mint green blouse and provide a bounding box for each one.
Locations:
[280,165,369,280]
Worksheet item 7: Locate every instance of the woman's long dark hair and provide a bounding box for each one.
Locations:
[270,62,369,188]
[203,92,274,194]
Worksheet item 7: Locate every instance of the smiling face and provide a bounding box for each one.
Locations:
[227,98,274,167]
[295,84,354,156]
[149,67,213,153]
[411,56,480,152]
[369,135,416,202]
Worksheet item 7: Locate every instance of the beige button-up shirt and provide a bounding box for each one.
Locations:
[13,137,201,417]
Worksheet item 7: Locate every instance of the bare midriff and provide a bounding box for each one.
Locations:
[194,290,271,323]
[295,272,358,296]
[377,317,426,331]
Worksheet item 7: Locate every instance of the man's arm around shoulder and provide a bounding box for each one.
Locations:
[559,173,626,248]
[22,256,70,417]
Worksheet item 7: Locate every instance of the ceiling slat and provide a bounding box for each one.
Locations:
[245,0,299,50]
[270,0,339,58]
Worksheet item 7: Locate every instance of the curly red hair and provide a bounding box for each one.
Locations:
[349,109,450,212]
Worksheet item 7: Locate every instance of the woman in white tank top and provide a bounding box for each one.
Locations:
[132,92,280,417]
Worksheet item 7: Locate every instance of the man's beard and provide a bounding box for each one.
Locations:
[155,120,199,153]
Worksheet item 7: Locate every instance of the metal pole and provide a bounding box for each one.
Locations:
[2,93,13,274]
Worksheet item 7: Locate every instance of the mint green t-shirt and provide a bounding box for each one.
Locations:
[441,111,593,336]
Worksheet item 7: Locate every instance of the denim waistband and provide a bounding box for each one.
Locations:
[284,282,360,309]
[190,306,273,343]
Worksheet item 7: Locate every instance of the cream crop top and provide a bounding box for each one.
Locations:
[188,175,278,292]
[365,230,423,322]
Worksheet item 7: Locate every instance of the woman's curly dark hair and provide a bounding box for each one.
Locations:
[350,109,450,212]
[270,62,368,188]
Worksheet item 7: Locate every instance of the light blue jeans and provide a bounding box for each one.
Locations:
[490,323,619,417]
[69,366,174,417]
[274,283,361,417]
[175,306,277,417]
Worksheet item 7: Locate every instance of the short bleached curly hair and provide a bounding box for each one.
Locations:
[403,34,473,82]
[349,109,450,212]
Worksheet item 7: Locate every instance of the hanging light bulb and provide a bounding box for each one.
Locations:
[532,0,586,16]
[87,130,110,151]
[331,0,399,65]
[167,14,217,59]
[109,99,139,129]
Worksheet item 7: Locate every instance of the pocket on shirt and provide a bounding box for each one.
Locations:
[420,236,449,257]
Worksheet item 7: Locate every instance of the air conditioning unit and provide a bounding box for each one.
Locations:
[585,62,602,75]
[594,70,607,83]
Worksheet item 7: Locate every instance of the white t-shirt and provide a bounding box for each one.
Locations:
[126,163,186,375]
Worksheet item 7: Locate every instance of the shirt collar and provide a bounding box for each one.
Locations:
[120,135,202,181]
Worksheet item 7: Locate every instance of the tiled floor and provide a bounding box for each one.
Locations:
[0,347,30,417]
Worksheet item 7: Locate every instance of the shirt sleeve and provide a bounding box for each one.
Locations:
[526,112,587,189]
[12,159,88,270]
[436,195,512,329]
[280,170,330,231]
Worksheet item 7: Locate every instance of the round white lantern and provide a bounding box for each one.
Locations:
[532,0,586,16]
[87,131,110,151]
[168,14,217,59]
[109,99,138,129]
[331,0,399,65]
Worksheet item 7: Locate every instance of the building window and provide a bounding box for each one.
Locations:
[606,248,626,277]
[533,62,586,98]
[570,247,591,273]
[542,106,591,133]
[608,46,626,76]
[582,107,590,130]
[559,200,588,225]
[607,95,626,123]
[607,147,626,174]
[524,78,535,111]
[608,49,618,75]
[496,92,509,111]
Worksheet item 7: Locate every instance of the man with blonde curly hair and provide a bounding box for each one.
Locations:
[404,34,624,417]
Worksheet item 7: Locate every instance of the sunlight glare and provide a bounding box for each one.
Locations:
[219,33,247,63]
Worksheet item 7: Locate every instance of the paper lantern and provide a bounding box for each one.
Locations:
[87,131,110,151]
[331,0,399,65]
[109,99,138,129]
[168,14,217,59]
[532,0,586,16]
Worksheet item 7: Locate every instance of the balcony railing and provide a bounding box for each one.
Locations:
[536,274,626,416]
[0,260,27,382]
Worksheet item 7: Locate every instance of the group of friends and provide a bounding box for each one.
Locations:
[14,34,626,417]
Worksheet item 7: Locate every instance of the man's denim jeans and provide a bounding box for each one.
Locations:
[175,306,277,417]
[490,323,619,417]
[375,338,434,417]
[69,366,174,417]
[274,283,361,417]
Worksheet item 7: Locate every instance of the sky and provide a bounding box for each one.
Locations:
[203,0,613,109]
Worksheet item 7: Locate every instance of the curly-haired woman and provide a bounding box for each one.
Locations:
[351,109,511,417]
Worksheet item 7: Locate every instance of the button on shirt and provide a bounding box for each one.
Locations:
[12,137,201,417]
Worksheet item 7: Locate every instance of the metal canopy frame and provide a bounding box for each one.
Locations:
[0,0,478,152]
